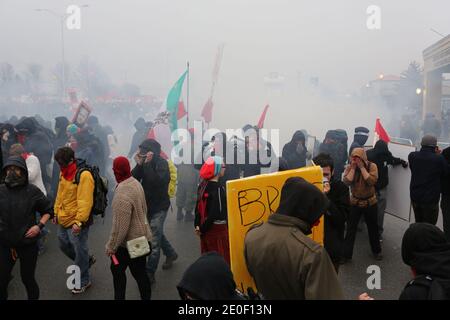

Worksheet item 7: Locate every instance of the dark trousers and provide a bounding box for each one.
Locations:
[0,244,39,300]
[412,202,439,225]
[110,246,152,300]
[344,204,381,259]
[441,195,450,241]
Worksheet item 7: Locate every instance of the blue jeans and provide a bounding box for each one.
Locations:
[57,225,90,287]
[147,210,177,274]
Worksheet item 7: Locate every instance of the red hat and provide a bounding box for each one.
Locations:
[200,157,216,180]
[113,156,131,184]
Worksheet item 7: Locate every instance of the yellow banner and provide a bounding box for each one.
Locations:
[226,166,324,294]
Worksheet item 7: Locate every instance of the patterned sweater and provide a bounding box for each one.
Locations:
[106,177,152,252]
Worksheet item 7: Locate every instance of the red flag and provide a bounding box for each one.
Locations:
[201,98,213,124]
[177,100,187,120]
[257,105,270,129]
[375,118,390,143]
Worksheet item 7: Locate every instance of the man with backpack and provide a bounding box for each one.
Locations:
[53,147,98,294]
[400,223,450,300]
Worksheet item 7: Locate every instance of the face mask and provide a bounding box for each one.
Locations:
[5,170,26,188]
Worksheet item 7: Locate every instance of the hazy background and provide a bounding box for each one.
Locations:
[1,0,449,144]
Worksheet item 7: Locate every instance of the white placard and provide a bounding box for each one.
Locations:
[385,142,416,221]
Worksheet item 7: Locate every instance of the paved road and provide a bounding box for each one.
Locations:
[8,201,442,300]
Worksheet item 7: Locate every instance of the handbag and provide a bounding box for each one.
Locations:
[126,236,151,259]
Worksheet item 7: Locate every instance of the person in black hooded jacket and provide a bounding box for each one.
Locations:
[282,130,308,170]
[400,223,450,300]
[319,130,347,180]
[131,138,177,283]
[0,156,53,300]
[15,117,53,191]
[441,147,450,241]
[409,135,449,225]
[367,140,408,239]
[313,153,350,273]
[177,252,244,300]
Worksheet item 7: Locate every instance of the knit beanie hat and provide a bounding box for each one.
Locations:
[200,156,224,180]
[113,156,132,184]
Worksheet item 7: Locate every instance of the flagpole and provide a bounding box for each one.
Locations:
[187,61,190,130]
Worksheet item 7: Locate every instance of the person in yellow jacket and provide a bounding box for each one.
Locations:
[53,147,95,294]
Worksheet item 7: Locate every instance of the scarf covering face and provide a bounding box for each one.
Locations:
[200,156,223,180]
[113,156,132,184]
[2,156,28,189]
[5,170,27,188]
[60,161,77,181]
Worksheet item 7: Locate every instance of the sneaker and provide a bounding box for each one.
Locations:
[373,253,383,261]
[162,253,178,270]
[89,255,96,268]
[71,282,92,294]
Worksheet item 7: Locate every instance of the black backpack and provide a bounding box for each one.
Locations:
[74,161,109,219]
[404,275,450,300]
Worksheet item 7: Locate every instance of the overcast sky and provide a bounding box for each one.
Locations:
[1,0,450,137]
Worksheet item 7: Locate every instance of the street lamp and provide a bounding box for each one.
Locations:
[35,5,89,101]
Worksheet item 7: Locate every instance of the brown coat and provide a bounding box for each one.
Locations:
[106,177,152,252]
[244,214,344,300]
[343,148,378,206]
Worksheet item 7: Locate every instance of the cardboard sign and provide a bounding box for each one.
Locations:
[226,166,324,294]
[72,101,92,128]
